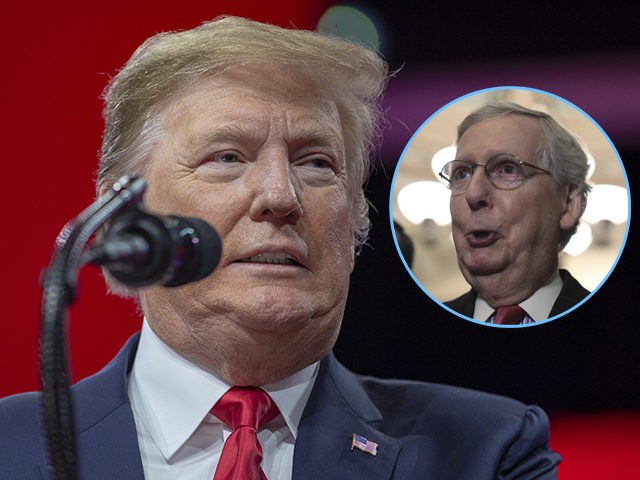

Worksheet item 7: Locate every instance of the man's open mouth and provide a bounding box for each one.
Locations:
[465,230,500,247]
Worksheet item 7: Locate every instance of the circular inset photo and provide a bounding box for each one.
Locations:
[390,87,630,327]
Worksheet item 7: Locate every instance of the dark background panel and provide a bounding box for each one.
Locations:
[332,0,639,413]
[337,151,639,411]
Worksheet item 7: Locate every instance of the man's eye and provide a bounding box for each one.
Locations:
[294,155,337,171]
[306,158,332,169]
[202,152,241,165]
[211,152,239,163]
[293,156,339,185]
[452,167,470,180]
[495,162,521,176]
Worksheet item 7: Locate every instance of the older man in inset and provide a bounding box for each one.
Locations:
[442,102,590,324]
[1,19,560,479]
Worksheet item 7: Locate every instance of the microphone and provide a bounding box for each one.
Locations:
[84,208,222,287]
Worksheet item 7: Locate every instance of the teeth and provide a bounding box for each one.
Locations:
[241,253,297,265]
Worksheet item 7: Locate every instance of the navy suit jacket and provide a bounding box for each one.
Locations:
[445,269,590,320]
[1,334,560,479]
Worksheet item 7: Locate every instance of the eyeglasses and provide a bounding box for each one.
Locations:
[439,154,552,192]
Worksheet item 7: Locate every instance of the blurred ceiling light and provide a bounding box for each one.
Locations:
[431,145,457,179]
[397,181,452,226]
[317,5,381,51]
[582,184,629,224]
[531,102,550,113]
[563,223,592,256]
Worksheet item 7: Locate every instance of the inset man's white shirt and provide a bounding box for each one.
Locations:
[474,271,563,322]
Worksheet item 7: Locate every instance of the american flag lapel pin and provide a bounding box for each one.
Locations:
[350,433,378,456]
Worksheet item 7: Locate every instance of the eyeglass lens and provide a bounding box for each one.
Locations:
[444,154,526,190]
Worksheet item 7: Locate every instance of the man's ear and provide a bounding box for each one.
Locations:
[559,184,584,231]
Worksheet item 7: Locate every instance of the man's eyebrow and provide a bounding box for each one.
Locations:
[288,123,343,149]
[188,123,265,149]
[184,121,343,153]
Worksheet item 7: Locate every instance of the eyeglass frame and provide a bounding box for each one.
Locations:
[438,153,552,192]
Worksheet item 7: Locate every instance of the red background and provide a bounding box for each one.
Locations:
[2,1,638,478]
[2,0,331,394]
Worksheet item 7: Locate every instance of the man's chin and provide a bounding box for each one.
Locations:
[228,294,340,334]
[231,309,314,334]
[459,255,509,280]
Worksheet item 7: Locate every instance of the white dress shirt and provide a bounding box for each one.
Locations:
[128,319,318,479]
[473,270,563,322]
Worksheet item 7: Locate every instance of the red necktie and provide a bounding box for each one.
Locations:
[211,387,279,480]
[493,305,527,325]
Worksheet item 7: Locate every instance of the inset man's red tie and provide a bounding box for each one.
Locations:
[493,305,527,325]
[211,387,279,480]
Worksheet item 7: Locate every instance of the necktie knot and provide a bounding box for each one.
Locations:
[211,387,279,480]
[493,305,527,325]
[212,387,279,431]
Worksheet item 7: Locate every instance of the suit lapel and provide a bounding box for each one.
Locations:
[550,269,590,316]
[445,289,476,317]
[292,354,401,480]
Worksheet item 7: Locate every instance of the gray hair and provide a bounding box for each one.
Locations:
[457,101,591,248]
[98,15,388,251]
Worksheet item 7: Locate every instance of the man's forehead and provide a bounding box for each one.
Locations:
[458,115,542,154]
[465,114,540,136]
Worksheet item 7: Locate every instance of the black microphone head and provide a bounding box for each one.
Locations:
[98,210,221,288]
[163,215,222,287]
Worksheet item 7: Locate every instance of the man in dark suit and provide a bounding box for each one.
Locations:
[0,17,560,478]
[441,102,591,324]
[1,333,559,479]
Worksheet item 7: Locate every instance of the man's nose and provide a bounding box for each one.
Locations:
[248,154,302,225]
[464,167,492,210]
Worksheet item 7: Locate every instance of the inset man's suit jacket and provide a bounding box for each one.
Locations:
[0,334,560,479]
[445,269,590,320]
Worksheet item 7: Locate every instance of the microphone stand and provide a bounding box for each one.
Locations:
[39,176,146,480]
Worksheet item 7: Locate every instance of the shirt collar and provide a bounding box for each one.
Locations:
[262,360,318,440]
[128,318,318,461]
[474,270,563,322]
